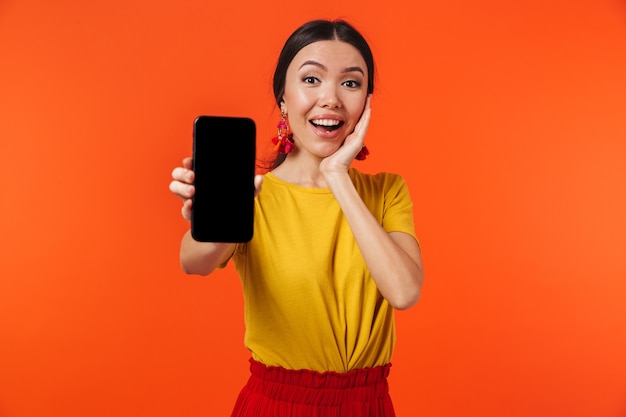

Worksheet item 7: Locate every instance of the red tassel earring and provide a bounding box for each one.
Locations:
[271,110,295,154]
[355,145,369,161]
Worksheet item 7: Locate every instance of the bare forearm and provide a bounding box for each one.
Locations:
[179,230,235,276]
[325,172,423,309]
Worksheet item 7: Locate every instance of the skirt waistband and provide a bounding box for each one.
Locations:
[245,358,392,405]
[249,359,391,388]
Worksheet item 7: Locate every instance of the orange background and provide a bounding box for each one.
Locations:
[1,0,626,416]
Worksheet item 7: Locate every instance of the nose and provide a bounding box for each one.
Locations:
[318,85,342,109]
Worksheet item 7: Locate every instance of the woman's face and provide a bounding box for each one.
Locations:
[281,40,369,159]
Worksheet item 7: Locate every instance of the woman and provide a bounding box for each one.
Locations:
[170,19,423,417]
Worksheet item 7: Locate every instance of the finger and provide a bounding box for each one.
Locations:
[171,166,194,184]
[169,180,195,200]
[183,156,192,169]
[344,96,371,148]
[182,199,192,222]
[342,113,369,158]
[353,99,371,139]
[254,174,264,197]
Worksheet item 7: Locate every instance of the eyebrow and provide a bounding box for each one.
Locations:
[299,60,365,75]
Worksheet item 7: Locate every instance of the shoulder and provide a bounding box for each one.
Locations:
[349,168,408,194]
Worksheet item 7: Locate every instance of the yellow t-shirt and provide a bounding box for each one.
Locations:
[232,168,417,372]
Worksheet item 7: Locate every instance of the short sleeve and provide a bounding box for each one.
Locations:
[381,174,418,241]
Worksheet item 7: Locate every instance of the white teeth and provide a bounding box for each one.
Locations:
[311,119,341,127]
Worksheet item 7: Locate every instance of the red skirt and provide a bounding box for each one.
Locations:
[231,359,396,417]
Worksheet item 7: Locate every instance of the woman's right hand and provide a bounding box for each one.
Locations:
[169,157,195,221]
[169,157,265,222]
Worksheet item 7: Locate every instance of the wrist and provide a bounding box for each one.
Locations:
[322,169,352,192]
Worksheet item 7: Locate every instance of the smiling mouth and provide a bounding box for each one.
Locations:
[310,119,344,132]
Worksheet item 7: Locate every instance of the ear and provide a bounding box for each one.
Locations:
[280,101,287,114]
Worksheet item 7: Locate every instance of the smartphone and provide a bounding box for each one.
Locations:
[191,116,256,242]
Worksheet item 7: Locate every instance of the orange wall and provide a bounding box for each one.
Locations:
[1,1,625,416]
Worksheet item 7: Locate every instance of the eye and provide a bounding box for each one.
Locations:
[302,76,319,84]
[342,80,362,88]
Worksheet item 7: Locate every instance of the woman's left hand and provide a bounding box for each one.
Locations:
[320,95,371,176]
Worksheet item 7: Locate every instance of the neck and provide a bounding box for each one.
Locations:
[272,153,329,188]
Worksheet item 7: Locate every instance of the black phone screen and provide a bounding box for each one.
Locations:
[191,116,256,242]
